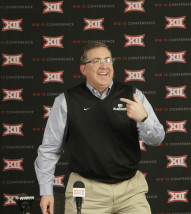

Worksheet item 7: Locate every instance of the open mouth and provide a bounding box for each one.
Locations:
[98,72,108,76]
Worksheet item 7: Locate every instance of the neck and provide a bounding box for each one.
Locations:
[86,82,113,95]
[98,87,107,95]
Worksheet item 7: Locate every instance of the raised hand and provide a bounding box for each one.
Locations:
[120,93,148,122]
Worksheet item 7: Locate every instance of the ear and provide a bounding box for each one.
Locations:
[80,64,86,76]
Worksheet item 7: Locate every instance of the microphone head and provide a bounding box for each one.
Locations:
[73,181,85,188]
[73,181,85,199]
[15,193,34,211]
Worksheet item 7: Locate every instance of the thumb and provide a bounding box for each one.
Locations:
[133,93,141,103]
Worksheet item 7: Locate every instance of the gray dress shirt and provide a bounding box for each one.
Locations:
[35,81,165,196]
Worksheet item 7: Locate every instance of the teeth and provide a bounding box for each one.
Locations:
[99,72,107,75]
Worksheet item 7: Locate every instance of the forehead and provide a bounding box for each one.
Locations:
[86,47,111,59]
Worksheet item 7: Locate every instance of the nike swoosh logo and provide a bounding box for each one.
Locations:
[84,107,91,111]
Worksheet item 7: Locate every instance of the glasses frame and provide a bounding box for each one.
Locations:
[83,57,115,65]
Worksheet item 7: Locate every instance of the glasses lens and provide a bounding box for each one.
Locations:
[92,59,99,64]
[107,58,114,64]
[105,58,110,63]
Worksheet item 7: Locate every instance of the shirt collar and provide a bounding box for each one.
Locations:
[86,81,113,99]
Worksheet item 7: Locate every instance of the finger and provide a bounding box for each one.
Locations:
[120,98,135,105]
[133,93,141,103]
[49,201,54,214]
[41,204,49,214]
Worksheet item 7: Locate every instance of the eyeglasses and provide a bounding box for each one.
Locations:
[84,57,115,65]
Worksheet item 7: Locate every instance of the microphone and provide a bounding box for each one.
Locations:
[15,193,34,214]
[73,181,85,214]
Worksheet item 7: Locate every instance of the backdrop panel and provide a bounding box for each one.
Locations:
[1,0,191,213]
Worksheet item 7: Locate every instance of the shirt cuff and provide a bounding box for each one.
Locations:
[39,183,53,196]
[138,115,154,132]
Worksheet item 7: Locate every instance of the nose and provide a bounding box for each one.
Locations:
[100,60,108,68]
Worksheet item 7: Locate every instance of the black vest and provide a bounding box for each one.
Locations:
[65,82,141,183]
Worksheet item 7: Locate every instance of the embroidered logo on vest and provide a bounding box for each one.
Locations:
[113,104,126,111]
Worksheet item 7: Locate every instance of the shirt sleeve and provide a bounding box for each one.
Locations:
[34,93,67,196]
[135,89,165,146]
